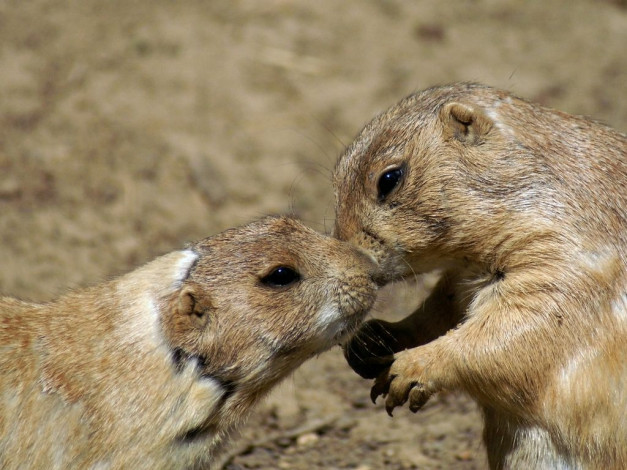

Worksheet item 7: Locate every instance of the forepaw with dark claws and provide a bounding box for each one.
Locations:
[369,350,436,416]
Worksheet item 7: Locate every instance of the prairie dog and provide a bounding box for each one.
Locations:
[0,216,376,469]
[333,83,626,469]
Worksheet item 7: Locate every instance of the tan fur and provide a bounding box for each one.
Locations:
[334,83,627,469]
[0,216,376,469]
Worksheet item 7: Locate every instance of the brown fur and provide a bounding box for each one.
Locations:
[334,83,627,469]
[0,216,376,469]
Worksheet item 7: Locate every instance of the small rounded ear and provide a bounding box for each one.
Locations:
[177,285,212,329]
[440,102,493,144]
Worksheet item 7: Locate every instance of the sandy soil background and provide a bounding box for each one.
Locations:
[1,1,625,468]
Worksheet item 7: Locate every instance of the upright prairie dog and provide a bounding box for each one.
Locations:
[334,83,626,469]
[0,216,376,469]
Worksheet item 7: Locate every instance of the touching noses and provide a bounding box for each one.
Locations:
[351,245,378,278]
[333,202,360,242]
[334,222,383,286]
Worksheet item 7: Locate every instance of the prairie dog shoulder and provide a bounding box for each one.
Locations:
[334,83,626,469]
[0,216,376,469]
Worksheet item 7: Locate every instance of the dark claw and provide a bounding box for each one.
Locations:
[370,373,394,404]
[370,386,379,405]
[385,380,418,415]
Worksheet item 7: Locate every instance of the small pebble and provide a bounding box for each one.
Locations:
[276,437,292,448]
[296,432,319,447]
[455,450,473,461]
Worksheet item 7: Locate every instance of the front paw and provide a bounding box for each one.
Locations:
[370,350,435,416]
[342,319,400,379]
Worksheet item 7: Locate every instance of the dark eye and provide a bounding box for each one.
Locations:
[261,266,301,288]
[377,167,404,202]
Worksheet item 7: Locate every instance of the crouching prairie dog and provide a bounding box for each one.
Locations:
[0,216,376,469]
[334,83,626,469]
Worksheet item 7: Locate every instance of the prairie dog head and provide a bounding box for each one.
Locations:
[160,216,376,415]
[333,82,577,282]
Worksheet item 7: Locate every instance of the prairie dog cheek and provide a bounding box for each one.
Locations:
[314,302,343,342]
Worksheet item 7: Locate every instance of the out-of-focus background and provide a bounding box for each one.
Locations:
[1,1,625,468]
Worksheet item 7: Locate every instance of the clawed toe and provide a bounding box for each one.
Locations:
[408,385,431,412]
[370,372,394,404]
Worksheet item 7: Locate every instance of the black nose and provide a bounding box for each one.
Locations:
[350,249,387,288]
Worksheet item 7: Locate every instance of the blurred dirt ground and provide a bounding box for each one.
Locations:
[1,1,625,468]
